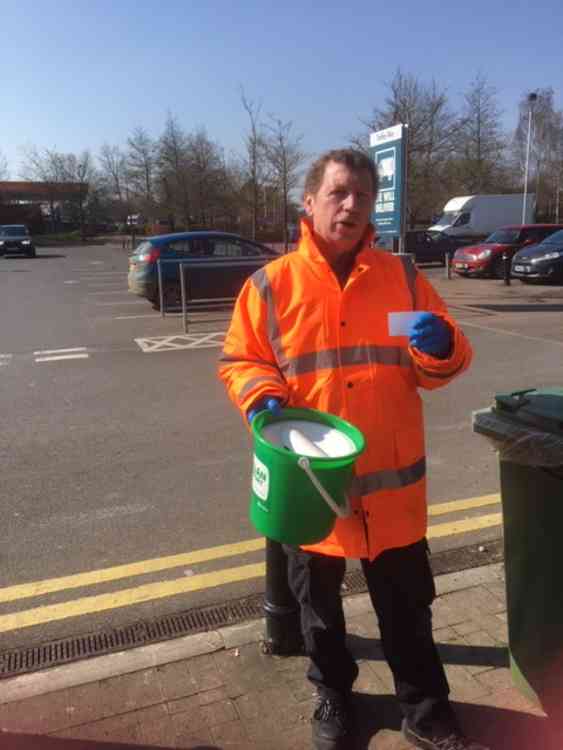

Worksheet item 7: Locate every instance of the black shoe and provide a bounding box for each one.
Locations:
[402,718,490,750]
[311,694,350,750]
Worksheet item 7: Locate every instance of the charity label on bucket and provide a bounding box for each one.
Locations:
[250,408,366,545]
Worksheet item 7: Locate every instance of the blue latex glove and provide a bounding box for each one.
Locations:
[409,312,452,358]
[246,397,283,424]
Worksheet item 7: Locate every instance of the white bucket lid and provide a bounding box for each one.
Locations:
[261,419,356,458]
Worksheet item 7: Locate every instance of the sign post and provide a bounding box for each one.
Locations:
[369,124,408,253]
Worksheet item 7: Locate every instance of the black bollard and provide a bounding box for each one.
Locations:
[262,539,304,656]
[503,252,511,286]
[445,251,453,279]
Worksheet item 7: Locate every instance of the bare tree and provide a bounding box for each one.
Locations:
[62,151,95,237]
[454,74,507,192]
[240,88,267,239]
[158,113,191,229]
[186,128,225,227]
[99,144,126,203]
[20,146,71,231]
[126,126,157,215]
[264,116,305,250]
[98,144,133,224]
[355,69,464,226]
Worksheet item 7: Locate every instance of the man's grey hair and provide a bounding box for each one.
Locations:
[303,148,379,199]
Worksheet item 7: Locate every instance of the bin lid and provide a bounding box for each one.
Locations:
[494,388,563,435]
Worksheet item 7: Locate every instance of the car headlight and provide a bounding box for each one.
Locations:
[531,251,563,263]
[477,250,492,259]
[0,241,4,246]
[22,240,31,245]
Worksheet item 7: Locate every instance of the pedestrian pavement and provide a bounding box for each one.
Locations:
[0,561,560,749]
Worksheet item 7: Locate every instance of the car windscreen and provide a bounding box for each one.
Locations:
[1,226,28,237]
[433,211,458,227]
[485,229,520,244]
[541,229,563,245]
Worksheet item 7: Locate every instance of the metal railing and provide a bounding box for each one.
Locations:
[156,259,236,333]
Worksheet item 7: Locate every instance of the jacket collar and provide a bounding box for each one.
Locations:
[297,217,376,272]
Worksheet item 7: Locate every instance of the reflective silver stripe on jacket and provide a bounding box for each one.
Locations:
[281,345,411,378]
[351,456,426,496]
[398,254,417,309]
[251,265,412,378]
[251,268,290,373]
[238,374,284,400]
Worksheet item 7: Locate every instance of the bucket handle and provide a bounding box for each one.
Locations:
[297,456,351,518]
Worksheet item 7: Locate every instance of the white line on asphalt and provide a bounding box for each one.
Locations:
[458,319,563,347]
[87,290,131,295]
[35,354,90,363]
[64,280,80,285]
[94,300,147,306]
[135,333,225,352]
[0,354,12,366]
[34,347,88,356]
[114,314,160,319]
[78,273,125,279]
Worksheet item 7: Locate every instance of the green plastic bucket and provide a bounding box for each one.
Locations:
[250,408,366,545]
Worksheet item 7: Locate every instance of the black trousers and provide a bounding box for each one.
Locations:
[284,539,457,735]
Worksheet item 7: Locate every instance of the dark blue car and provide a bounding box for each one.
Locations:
[127,231,279,308]
[511,229,563,283]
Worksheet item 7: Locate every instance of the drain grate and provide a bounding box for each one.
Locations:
[0,539,502,680]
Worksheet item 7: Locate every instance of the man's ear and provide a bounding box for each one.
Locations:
[303,194,314,217]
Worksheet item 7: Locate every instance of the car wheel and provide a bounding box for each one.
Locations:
[28,250,36,258]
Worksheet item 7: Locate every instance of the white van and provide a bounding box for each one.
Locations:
[428,194,535,238]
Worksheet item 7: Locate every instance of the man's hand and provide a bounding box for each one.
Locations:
[246,397,283,424]
[409,312,452,358]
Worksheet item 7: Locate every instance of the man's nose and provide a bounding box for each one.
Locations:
[342,192,358,210]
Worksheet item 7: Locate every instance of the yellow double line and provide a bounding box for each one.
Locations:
[0,493,501,634]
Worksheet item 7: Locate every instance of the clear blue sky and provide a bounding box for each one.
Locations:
[3,0,562,177]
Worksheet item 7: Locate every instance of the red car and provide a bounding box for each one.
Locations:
[452,224,563,278]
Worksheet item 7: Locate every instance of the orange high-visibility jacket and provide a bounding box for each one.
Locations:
[218,219,473,561]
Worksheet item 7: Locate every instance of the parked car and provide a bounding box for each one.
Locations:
[405,230,472,265]
[0,224,36,258]
[128,231,279,308]
[511,229,563,283]
[451,224,563,278]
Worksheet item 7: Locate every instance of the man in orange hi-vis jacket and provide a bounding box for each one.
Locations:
[219,150,486,750]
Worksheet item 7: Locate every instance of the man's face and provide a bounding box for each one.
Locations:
[304,161,375,255]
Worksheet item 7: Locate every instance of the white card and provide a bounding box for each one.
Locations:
[388,311,426,337]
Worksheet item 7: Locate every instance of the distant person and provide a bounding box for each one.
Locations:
[219,149,485,750]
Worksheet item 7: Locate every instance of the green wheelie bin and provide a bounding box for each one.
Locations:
[473,388,563,714]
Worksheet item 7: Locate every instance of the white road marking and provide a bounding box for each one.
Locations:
[94,300,147,306]
[34,347,90,363]
[87,290,131,295]
[135,332,225,352]
[64,280,80,285]
[35,354,90,363]
[458,319,563,346]
[34,347,88,356]
[79,273,124,279]
[114,314,160,320]
[0,354,12,366]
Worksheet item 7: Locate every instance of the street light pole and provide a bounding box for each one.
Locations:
[522,92,538,224]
